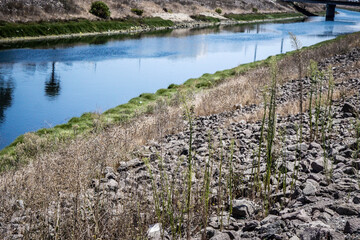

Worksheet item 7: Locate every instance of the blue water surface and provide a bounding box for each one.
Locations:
[0,9,360,149]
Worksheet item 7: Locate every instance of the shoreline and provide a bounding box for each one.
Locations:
[1,29,360,168]
[0,15,305,44]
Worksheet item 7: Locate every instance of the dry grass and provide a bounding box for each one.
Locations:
[194,32,360,120]
[0,96,187,239]
[194,67,267,116]
[0,32,360,239]
[277,87,358,117]
[225,84,358,126]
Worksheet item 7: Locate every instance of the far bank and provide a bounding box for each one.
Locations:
[0,12,307,44]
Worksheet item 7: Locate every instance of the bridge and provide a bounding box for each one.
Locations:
[283,0,360,20]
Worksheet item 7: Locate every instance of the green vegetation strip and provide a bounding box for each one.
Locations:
[0,17,174,39]
[1,31,360,171]
[224,12,303,21]
[0,29,173,50]
[0,12,303,40]
[190,15,220,23]
[0,14,305,50]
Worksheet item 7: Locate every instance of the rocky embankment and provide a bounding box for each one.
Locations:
[1,49,360,239]
[0,0,298,22]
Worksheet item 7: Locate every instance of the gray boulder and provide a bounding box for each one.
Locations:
[310,158,325,173]
[210,232,231,240]
[302,179,319,196]
[243,220,259,232]
[344,218,360,234]
[117,158,144,172]
[299,226,331,240]
[342,102,358,117]
[232,199,257,219]
[147,223,168,240]
[335,204,359,216]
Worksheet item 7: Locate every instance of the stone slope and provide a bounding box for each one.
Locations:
[1,48,360,239]
[95,48,360,239]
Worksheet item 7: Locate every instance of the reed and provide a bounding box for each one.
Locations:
[201,132,213,240]
[326,67,335,180]
[354,120,360,159]
[250,148,258,199]
[256,91,268,195]
[308,60,320,141]
[143,94,199,239]
[315,70,325,140]
[217,132,224,231]
[264,57,278,214]
[276,127,286,196]
[227,140,235,224]
[326,66,334,131]
[289,33,304,188]
[182,96,195,240]
[290,124,300,194]
[318,66,335,182]
[354,120,360,189]
[280,128,287,206]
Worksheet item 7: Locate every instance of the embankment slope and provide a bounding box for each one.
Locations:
[0,0,321,22]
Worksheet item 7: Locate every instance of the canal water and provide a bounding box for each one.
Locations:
[0,9,360,149]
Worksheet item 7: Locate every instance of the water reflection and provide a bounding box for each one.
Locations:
[0,76,14,123]
[0,23,295,64]
[254,43,258,62]
[45,62,61,99]
[324,24,335,36]
[24,63,37,74]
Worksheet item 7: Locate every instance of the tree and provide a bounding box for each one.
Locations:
[89,1,110,19]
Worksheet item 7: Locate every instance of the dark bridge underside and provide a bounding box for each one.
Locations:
[283,0,360,6]
[283,0,360,20]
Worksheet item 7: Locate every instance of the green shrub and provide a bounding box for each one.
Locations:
[252,7,258,13]
[89,1,110,19]
[131,8,144,16]
[168,84,178,89]
[215,8,222,14]
[156,88,168,95]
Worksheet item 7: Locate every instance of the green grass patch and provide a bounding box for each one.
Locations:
[0,17,174,39]
[224,12,303,21]
[131,8,144,16]
[190,15,220,23]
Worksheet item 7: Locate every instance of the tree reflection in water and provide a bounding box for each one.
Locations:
[0,76,14,124]
[45,62,61,99]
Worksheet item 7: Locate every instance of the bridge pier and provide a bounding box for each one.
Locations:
[326,3,336,21]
